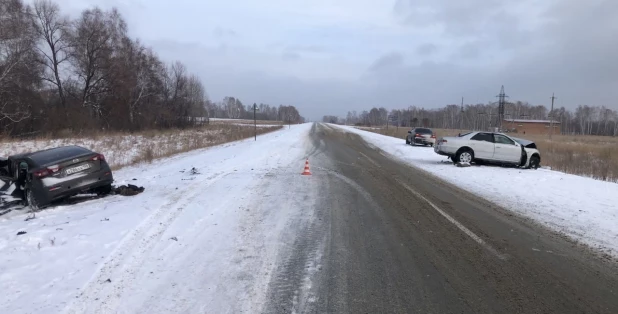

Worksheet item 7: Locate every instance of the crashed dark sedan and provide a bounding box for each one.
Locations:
[0,146,114,209]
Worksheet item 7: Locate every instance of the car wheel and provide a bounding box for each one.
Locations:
[96,184,113,196]
[455,149,474,164]
[405,138,410,145]
[25,188,39,211]
[528,155,540,170]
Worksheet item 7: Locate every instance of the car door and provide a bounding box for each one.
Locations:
[493,134,521,163]
[468,133,495,159]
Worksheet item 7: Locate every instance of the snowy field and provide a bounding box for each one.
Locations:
[0,124,316,314]
[0,125,280,169]
[332,124,618,259]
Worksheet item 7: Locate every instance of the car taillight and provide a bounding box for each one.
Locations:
[34,169,51,178]
[431,134,436,138]
[48,164,60,173]
[91,154,105,161]
[415,133,422,137]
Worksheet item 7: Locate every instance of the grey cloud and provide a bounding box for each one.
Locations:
[213,27,238,39]
[395,0,508,37]
[282,51,301,61]
[458,41,480,59]
[367,52,404,72]
[416,43,437,56]
[286,44,326,53]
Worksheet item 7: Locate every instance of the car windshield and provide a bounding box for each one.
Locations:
[415,128,432,134]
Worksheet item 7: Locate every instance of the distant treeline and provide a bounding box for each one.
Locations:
[207,97,304,124]
[330,102,617,136]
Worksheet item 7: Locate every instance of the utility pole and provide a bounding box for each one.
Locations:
[460,97,464,133]
[253,103,258,141]
[549,93,557,140]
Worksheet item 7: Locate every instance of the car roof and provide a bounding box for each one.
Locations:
[21,146,92,166]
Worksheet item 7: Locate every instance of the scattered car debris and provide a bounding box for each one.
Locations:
[25,213,36,221]
[16,231,27,236]
[101,218,109,222]
[190,167,200,175]
[170,236,178,241]
[113,184,145,196]
[455,162,471,167]
[104,278,111,283]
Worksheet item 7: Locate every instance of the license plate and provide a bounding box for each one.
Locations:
[66,163,91,175]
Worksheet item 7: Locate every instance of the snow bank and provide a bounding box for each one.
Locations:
[332,125,618,258]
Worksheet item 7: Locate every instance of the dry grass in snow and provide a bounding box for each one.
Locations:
[360,126,618,183]
[0,124,282,170]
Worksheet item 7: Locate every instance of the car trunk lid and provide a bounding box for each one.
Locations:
[41,153,102,182]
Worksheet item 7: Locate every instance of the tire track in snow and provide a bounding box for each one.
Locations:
[265,223,326,314]
[64,171,230,314]
[263,163,328,313]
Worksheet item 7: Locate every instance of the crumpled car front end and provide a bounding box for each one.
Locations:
[512,137,541,168]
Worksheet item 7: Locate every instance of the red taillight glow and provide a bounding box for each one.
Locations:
[431,134,436,138]
[34,169,50,178]
[34,164,62,178]
[415,133,422,137]
[91,154,105,161]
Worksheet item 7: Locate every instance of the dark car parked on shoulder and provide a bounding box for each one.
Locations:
[0,146,114,209]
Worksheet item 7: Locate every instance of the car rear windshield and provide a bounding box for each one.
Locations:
[415,128,432,134]
[28,146,91,166]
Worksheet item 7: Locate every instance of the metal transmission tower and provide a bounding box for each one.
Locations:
[496,86,508,131]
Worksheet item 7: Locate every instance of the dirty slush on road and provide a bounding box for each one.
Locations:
[263,123,618,314]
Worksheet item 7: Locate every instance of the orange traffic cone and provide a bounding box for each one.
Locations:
[301,159,312,175]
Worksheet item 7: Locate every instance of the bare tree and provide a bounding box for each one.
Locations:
[0,0,40,127]
[68,7,114,118]
[32,0,69,109]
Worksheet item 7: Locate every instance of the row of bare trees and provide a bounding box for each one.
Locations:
[206,97,304,123]
[343,102,618,136]
[1,0,212,137]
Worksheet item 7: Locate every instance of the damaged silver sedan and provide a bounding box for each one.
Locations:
[0,146,114,209]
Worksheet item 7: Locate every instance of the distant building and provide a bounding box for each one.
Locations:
[503,119,561,135]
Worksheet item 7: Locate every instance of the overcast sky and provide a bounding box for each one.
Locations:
[58,0,617,120]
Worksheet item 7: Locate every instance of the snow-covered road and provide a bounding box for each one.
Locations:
[0,124,317,314]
